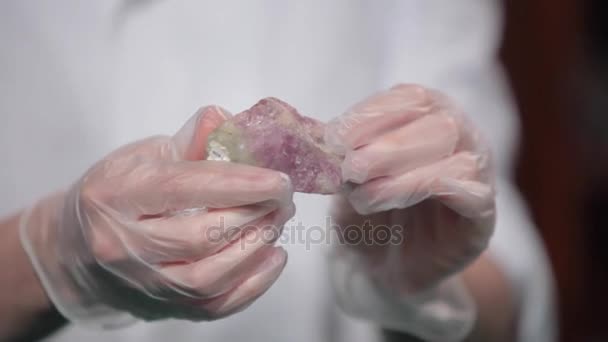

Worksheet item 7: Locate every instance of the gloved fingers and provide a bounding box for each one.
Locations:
[134,203,280,263]
[87,160,293,216]
[172,105,232,161]
[346,152,484,215]
[325,84,432,153]
[342,114,459,184]
[160,202,294,298]
[426,91,490,156]
[96,105,230,166]
[197,246,287,319]
[433,179,496,222]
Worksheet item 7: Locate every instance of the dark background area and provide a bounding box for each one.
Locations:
[501,0,608,341]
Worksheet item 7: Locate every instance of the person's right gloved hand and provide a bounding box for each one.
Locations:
[20,106,295,329]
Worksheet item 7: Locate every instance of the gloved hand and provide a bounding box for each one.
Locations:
[20,106,295,329]
[326,84,496,341]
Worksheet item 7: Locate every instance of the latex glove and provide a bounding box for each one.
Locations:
[326,84,495,341]
[20,106,295,329]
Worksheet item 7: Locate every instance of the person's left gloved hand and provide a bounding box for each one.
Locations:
[325,84,496,341]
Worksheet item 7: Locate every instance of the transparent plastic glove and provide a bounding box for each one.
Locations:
[326,84,495,341]
[20,106,295,329]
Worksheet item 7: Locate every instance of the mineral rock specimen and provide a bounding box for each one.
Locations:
[206,98,343,194]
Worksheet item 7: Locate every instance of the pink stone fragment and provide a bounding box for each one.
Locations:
[206,98,343,194]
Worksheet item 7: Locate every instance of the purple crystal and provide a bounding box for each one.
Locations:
[207,98,343,194]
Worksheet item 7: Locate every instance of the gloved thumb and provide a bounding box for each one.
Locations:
[173,105,232,161]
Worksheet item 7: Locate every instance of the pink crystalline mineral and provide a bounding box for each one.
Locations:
[206,98,343,194]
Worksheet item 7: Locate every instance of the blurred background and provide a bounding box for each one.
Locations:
[501,0,608,341]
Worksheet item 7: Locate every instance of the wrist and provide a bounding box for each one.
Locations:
[21,191,137,329]
[17,192,68,313]
[0,209,54,339]
[19,191,87,322]
[14,220,53,314]
[329,247,476,342]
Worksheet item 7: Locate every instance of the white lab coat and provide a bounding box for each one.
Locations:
[0,1,555,341]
